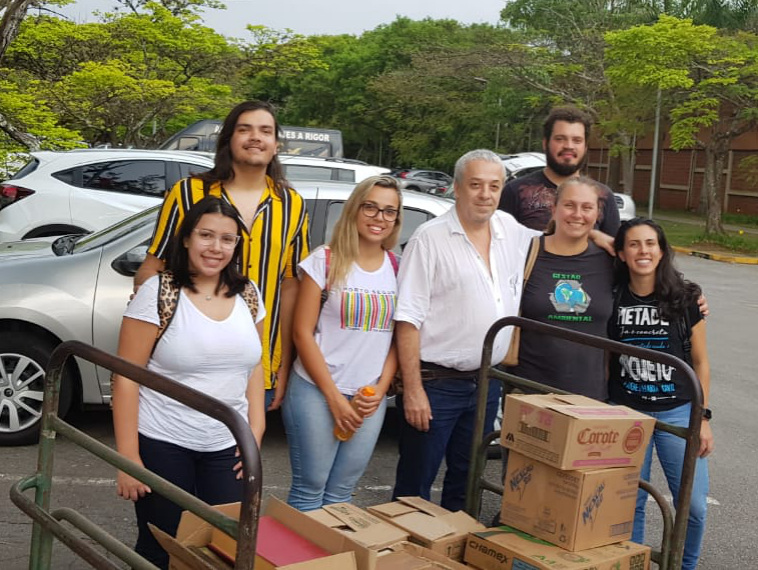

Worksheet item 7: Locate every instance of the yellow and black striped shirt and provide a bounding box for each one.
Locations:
[147,177,310,388]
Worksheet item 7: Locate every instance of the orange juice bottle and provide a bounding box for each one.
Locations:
[333,386,376,441]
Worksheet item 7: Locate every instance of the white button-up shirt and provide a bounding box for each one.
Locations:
[395,207,540,371]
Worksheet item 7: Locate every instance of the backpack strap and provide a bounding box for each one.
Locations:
[679,306,693,367]
[240,281,260,323]
[320,246,331,309]
[387,250,400,276]
[523,236,541,283]
[155,270,180,354]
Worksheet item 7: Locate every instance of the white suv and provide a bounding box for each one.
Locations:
[279,155,390,183]
[0,149,214,243]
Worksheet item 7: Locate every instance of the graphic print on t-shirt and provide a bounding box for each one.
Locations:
[340,288,396,332]
[617,303,676,402]
[549,274,591,314]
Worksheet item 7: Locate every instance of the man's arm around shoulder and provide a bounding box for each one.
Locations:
[134,254,164,291]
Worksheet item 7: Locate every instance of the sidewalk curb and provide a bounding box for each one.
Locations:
[672,246,758,265]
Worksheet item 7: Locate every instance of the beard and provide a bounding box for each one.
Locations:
[546,150,584,177]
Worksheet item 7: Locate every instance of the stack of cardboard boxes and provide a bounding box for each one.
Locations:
[152,496,486,570]
[463,394,658,570]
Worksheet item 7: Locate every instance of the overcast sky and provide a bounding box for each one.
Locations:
[59,0,507,38]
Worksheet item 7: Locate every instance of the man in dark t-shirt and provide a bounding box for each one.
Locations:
[499,106,621,236]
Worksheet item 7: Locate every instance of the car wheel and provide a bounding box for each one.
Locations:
[0,332,73,446]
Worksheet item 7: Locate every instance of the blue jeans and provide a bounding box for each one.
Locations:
[134,434,242,569]
[281,369,387,511]
[634,403,709,570]
[393,376,500,512]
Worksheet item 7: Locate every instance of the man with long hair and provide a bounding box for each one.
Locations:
[499,106,620,236]
[135,101,309,411]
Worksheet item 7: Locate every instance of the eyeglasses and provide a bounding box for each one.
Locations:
[360,203,399,222]
[192,229,240,249]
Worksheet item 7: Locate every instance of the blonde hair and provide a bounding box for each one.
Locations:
[545,176,603,234]
[327,175,403,288]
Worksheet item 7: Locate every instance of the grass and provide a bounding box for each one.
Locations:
[653,208,758,228]
[656,219,758,255]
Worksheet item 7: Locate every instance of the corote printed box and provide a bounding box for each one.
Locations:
[501,394,656,470]
[500,451,640,551]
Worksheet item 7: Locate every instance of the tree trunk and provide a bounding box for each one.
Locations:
[0,0,34,61]
[702,143,726,235]
[607,153,621,191]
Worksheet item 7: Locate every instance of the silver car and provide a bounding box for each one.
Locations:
[0,182,452,445]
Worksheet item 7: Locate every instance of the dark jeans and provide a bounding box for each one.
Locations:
[393,376,500,512]
[134,434,243,569]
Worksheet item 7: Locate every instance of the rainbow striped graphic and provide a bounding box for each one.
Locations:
[340,291,396,332]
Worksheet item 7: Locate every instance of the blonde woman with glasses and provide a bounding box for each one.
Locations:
[283,175,402,511]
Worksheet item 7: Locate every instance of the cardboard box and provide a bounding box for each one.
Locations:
[500,451,640,551]
[305,503,409,550]
[367,497,485,561]
[377,541,473,570]
[501,394,656,470]
[150,500,359,570]
[464,526,651,570]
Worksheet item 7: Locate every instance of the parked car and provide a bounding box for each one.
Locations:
[280,155,390,184]
[0,182,451,445]
[392,169,452,195]
[0,149,215,243]
[0,151,395,244]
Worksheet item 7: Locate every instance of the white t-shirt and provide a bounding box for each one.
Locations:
[395,207,539,371]
[124,275,266,452]
[293,246,397,395]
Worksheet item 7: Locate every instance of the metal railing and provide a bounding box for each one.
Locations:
[465,316,703,570]
[10,340,263,569]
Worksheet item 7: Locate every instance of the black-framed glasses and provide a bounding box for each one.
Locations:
[360,202,399,222]
[192,229,240,249]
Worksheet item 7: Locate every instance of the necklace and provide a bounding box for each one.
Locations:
[205,294,212,301]
[627,285,654,303]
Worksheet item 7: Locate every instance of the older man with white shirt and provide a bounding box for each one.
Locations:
[392,149,540,511]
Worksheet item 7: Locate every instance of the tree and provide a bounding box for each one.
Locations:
[606,15,758,233]
[6,7,239,147]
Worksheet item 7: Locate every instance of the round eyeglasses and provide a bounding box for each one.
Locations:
[360,203,399,222]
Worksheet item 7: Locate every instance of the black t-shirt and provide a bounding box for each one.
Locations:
[499,170,621,236]
[608,287,703,411]
[509,237,614,400]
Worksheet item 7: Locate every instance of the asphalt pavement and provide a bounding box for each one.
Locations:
[0,253,755,569]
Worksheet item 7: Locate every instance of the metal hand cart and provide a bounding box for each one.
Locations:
[465,316,705,570]
[10,340,263,569]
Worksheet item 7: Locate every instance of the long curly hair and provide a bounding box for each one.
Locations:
[196,101,288,197]
[613,217,701,321]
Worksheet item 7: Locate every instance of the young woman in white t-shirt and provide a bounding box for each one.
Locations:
[283,175,402,511]
[112,196,265,568]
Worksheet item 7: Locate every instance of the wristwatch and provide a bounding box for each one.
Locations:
[702,408,712,421]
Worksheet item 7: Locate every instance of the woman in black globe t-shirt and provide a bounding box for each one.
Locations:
[507,176,614,400]
[609,218,713,570]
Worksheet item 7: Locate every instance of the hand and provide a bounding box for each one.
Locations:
[267,367,288,411]
[589,229,616,256]
[697,294,709,318]
[353,386,385,418]
[699,420,714,458]
[402,385,432,432]
[233,447,245,480]
[117,464,151,501]
[328,394,363,434]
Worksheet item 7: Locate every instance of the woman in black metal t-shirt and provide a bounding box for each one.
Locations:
[609,218,713,570]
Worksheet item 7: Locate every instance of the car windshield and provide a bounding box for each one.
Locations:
[72,206,159,254]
